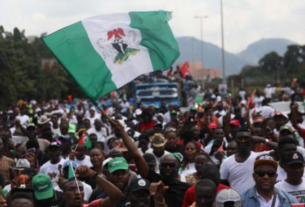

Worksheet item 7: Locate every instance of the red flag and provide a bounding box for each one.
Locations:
[217,144,224,152]
[166,67,173,76]
[180,61,190,78]
[67,95,73,104]
[78,132,87,145]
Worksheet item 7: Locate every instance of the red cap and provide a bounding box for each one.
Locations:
[254,117,264,123]
[230,119,240,126]
[209,123,217,129]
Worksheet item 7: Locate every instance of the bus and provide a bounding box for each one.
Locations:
[135,82,181,108]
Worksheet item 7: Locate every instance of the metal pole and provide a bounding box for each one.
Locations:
[220,0,226,83]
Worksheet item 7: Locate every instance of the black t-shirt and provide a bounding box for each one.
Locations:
[147,169,190,207]
[165,145,185,155]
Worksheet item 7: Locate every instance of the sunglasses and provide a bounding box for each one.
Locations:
[160,163,176,168]
[255,170,276,177]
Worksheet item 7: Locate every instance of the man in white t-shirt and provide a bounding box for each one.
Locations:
[73,144,92,167]
[275,151,305,203]
[220,128,276,194]
[86,107,100,126]
[87,119,107,142]
[40,142,66,186]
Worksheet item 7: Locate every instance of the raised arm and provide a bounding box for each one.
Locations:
[109,119,150,178]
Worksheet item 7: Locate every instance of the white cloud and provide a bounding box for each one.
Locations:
[0,0,304,53]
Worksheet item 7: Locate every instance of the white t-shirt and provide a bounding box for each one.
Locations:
[264,87,274,99]
[253,96,264,109]
[75,155,92,167]
[258,106,275,119]
[86,114,101,126]
[51,126,61,136]
[54,180,92,203]
[16,114,30,125]
[40,158,66,185]
[180,163,196,182]
[220,151,266,194]
[87,127,107,142]
[275,179,305,203]
[257,191,280,207]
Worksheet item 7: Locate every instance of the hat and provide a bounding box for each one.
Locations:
[48,141,61,149]
[26,123,36,130]
[128,178,150,192]
[170,110,177,115]
[215,189,242,207]
[284,151,304,166]
[14,159,31,168]
[135,109,142,116]
[37,115,50,125]
[151,134,166,147]
[108,157,129,173]
[143,153,156,165]
[273,112,288,119]
[254,154,278,169]
[279,125,294,134]
[230,119,240,127]
[190,107,197,111]
[63,160,78,169]
[32,173,54,200]
[171,153,183,164]
[209,123,218,129]
[156,113,164,118]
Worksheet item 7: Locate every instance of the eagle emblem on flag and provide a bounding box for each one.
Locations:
[97,28,140,65]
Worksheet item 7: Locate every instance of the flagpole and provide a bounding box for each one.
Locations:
[69,160,81,193]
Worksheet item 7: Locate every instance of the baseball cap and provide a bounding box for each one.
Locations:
[26,123,36,130]
[209,123,218,129]
[32,173,54,200]
[254,154,278,169]
[48,141,61,149]
[273,112,288,119]
[170,110,177,115]
[108,157,129,173]
[171,153,183,164]
[230,119,240,127]
[279,125,294,134]
[14,159,31,168]
[135,109,142,116]
[151,134,166,147]
[215,189,242,207]
[143,153,156,165]
[284,151,304,166]
[128,178,150,192]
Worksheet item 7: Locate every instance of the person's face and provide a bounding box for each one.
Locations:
[274,116,287,129]
[49,147,61,161]
[185,142,197,162]
[60,139,71,151]
[253,164,277,192]
[166,132,177,148]
[51,115,58,125]
[94,120,102,130]
[284,163,304,183]
[279,144,297,161]
[84,120,91,129]
[138,139,148,151]
[109,170,130,190]
[157,115,164,123]
[153,146,165,157]
[75,146,86,160]
[63,181,84,207]
[11,198,34,207]
[226,142,238,157]
[26,128,36,139]
[252,127,263,137]
[89,109,95,117]
[195,155,208,174]
[60,124,68,135]
[89,135,98,147]
[170,114,177,121]
[192,127,200,138]
[129,190,150,207]
[90,148,104,168]
[195,186,216,207]
[235,132,252,152]
[214,129,224,139]
[159,156,177,179]
[230,125,240,138]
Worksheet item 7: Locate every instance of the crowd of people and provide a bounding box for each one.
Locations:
[0,87,305,207]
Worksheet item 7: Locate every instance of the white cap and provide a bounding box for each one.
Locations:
[216,96,222,102]
[135,109,142,116]
[215,189,242,207]
[15,159,31,168]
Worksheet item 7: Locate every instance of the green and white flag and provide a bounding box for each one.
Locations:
[43,11,180,100]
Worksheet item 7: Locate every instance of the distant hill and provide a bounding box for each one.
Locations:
[237,38,296,65]
[176,36,249,76]
[176,37,296,76]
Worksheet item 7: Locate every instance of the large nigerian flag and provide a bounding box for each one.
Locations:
[42,11,179,100]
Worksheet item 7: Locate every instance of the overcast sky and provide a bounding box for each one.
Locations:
[1,0,304,53]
